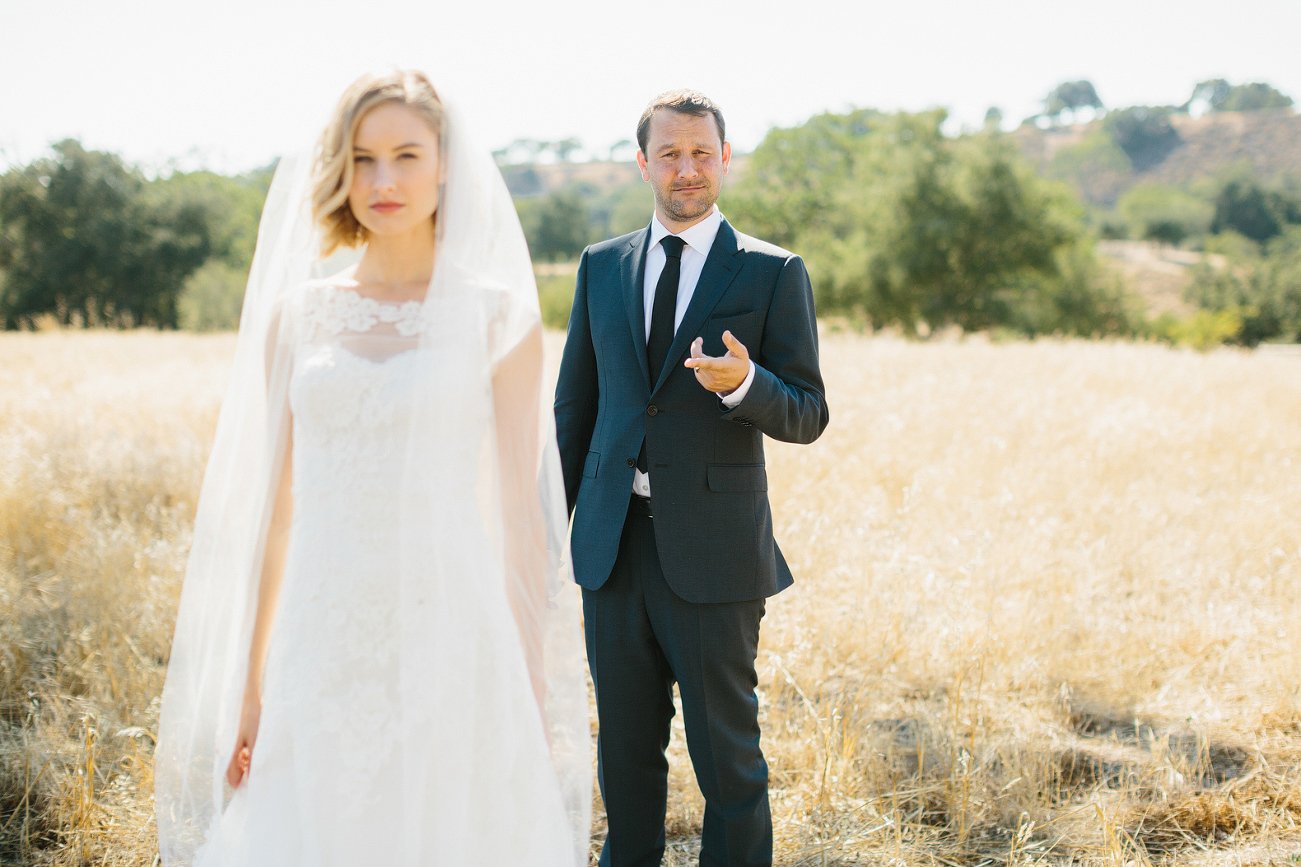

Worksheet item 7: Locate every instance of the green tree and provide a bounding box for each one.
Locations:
[1223,82,1295,112]
[1104,106,1181,171]
[607,139,634,161]
[169,165,273,330]
[594,182,653,240]
[1186,226,1301,344]
[1210,177,1300,242]
[0,140,217,328]
[516,189,591,262]
[721,108,881,251]
[1188,79,1293,113]
[1117,184,1213,244]
[1044,80,1104,123]
[727,109,1134,336]
[552,138,583,162]
[1044,129,1133,207]
[1188,79,1232,111]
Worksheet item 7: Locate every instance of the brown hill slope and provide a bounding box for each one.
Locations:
[1015,109,1301,207]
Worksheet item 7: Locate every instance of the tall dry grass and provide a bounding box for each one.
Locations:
[0,329,1298,865]
[0,332,233,865]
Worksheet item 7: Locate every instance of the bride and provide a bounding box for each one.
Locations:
[154,71,590,866]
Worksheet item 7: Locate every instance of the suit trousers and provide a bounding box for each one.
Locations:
[583,494,771,867]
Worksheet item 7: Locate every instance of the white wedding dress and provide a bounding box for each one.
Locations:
[194,282,575,866]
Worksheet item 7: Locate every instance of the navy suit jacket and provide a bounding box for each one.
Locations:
[554,219,829,603]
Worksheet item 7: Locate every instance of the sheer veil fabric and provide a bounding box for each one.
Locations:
[155,88,590,865]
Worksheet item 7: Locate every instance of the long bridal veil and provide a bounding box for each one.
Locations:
[154,80,590,865]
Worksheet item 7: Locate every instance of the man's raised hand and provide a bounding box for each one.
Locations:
[685,330,749,396]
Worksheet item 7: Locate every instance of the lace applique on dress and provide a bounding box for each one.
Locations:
[299,283,432,340]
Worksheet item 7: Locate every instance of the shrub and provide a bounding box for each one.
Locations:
[1117,184,1213,245]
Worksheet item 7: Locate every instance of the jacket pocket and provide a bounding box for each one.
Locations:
[701,310,764,357]
[706,463,768,492]
[583,450,601,479]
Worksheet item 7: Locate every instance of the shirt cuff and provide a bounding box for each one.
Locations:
[720,360,756,408]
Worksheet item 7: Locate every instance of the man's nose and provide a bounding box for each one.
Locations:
[676,157,699,179]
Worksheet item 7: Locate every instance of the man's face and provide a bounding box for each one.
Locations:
[637,109,731,230]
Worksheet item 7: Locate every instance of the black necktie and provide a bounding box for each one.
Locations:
[647,235,685,385]
[638,234,686,474]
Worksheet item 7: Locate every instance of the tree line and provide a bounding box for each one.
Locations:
[1025,77,1292,130]
[1,76,1296,342]
[0,141,268,329]
[504,76,1301,343]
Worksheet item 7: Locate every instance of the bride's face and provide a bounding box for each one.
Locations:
[348,101,441,240]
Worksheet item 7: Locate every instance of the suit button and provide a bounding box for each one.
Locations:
[647,405,658,416]
[626,458,636,467]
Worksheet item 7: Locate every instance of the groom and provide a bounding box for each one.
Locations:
[555,90,828,867]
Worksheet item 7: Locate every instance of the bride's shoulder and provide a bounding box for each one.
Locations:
[283,266,363,315]
[429,262,507,313]
[261,268,361,343]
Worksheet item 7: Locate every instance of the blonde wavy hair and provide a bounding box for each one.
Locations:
[312,70,444,256]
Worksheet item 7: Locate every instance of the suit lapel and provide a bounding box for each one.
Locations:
[651,220,743,396]
[622,227,652,388]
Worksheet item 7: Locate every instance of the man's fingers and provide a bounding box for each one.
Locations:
[688,355,728,373]
[721,330,749,359]
[684,337,705,368]
[685,334,748,371]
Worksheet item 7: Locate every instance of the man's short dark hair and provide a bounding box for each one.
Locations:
[636,90,726,155]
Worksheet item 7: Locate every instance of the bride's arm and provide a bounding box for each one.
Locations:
[492,323,549,715]
[226,431,294,788]
[227,302,297,788]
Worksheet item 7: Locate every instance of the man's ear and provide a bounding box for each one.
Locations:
[721,141,731,175]
[636,150,650,183]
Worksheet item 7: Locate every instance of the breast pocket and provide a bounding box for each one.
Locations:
[699,310,764,358]
[583,450,601,479]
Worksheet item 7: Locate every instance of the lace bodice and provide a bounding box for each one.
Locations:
[286,282,491,498]
[289,292,425,499]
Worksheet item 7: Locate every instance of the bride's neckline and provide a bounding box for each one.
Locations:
[323,283,426,307]
[321,260,430,306]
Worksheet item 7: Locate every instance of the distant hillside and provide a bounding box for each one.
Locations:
[1015,109,1301,207]
[500,160,641,198]
[502,110,1301,212]
[500,153,752,199]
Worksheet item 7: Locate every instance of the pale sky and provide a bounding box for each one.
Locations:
[3,0,1299,174]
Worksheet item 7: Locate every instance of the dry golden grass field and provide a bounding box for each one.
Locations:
[1,329,1299,866]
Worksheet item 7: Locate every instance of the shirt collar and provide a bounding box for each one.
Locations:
[649,206,723,257]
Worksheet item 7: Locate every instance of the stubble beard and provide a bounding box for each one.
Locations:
[657,181,717,224]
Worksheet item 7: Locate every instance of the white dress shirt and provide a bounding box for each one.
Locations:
[634,208,756,498]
